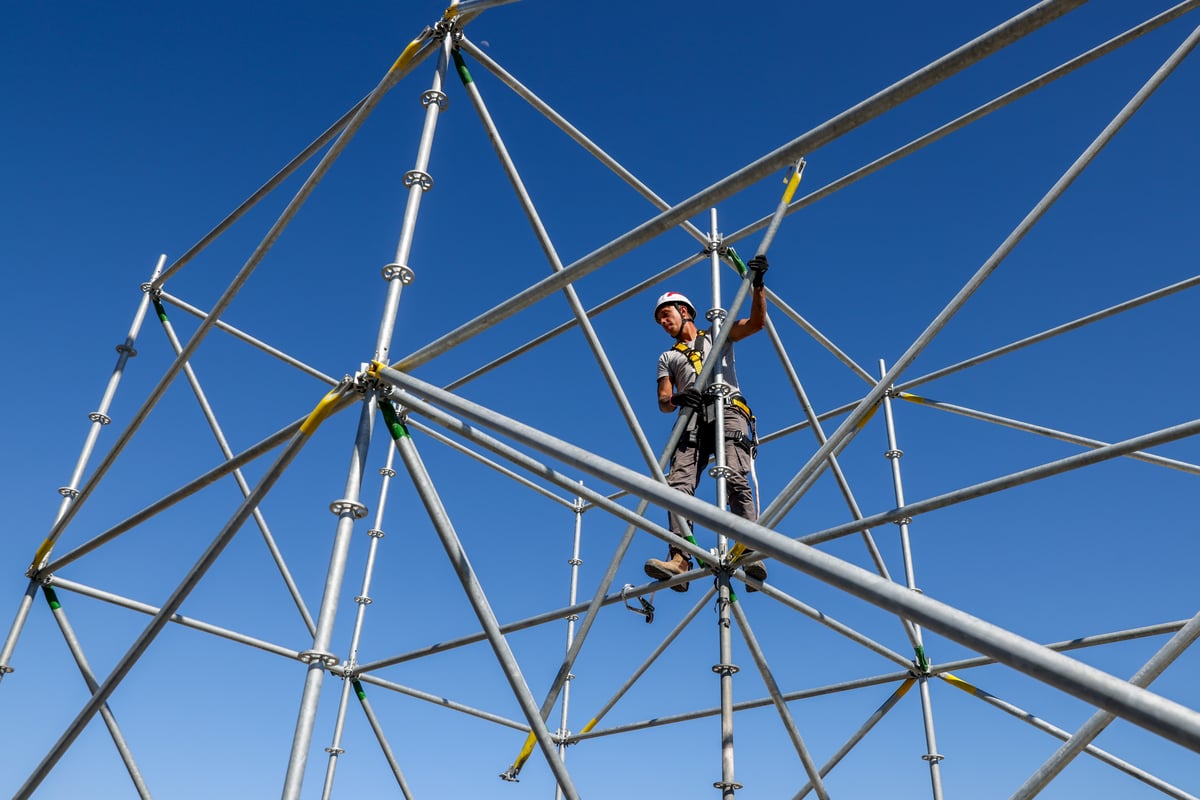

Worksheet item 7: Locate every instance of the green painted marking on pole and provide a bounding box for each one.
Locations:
[379,399,410,440]
[41,586,61,610]
[684,533,707,568]
[352,680,367,701]
[915,645,930,673]
[726,246,749,277]
[452,49,473,85]
[152,297,169,322]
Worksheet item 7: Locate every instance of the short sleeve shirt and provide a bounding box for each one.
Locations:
[657,329,741,398]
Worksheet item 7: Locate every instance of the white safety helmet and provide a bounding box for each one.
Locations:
[653,291,696,322]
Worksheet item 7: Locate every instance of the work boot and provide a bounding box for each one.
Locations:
[741,555,767,593]
[644,549,693,592]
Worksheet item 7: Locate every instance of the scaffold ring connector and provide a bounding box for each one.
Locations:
[711,663,740,676]
[367,528,385,538]
[708,465,735,479]
[382,263,416,284]
[403,170,434,191]
[379,467,397,477]
[705,308,727,322]
[298,649,340,667]
[714,781,744,791]
[0,663,13,675]
[324,746,345,755]
[329,499,369,519]
[57,486,79,499]
[893,516,912,526]
[354,595,373,605]
[88,412,111,425]
[922,753,945,764]
[115,344,138,356]
[885,448,903,459]
[421,89,449,109]
[568,557,582,566]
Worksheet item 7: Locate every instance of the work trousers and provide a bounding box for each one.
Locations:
[665,407,756,542]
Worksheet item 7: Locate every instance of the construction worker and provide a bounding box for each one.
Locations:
[644,255,770,592]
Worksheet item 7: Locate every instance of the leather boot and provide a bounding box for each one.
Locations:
[740,552,767,592]
[644,549,693,592]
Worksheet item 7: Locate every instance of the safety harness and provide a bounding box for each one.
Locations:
[672,330,758,455]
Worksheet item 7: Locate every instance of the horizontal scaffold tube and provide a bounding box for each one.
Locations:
[376,365,1200,752]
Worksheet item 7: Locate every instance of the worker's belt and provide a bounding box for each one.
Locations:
[728,394,751,418]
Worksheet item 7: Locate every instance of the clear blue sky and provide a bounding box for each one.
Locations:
[3,1,1199,797]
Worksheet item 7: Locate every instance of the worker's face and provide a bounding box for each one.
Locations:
[656,304,687,338]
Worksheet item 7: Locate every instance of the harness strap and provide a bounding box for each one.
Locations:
[672,329,706,375]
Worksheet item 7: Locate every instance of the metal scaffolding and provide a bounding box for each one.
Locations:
[4,1,1200,798]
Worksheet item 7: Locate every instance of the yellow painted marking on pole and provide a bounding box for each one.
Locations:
[897,391,933,406]
[780,158,806,205]
[579,718,598,735]
[895,676,917,698]
[388,32,429,75]
[729,542,747,561]
[511,731,537,770]
[939,672,979,696]
[854,401,880,431]
[300,385,348,436]
[30,538,55,572]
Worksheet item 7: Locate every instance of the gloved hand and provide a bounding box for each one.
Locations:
[748,255,768,288]
[670,388,705,409]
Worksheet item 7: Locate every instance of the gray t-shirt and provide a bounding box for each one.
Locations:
[657,329,741,398]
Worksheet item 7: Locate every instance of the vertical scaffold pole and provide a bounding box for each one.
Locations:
[320,445,405,800]
[282,25,455,799]
[707,208,740,798]
[554,487,585,800]
[880,360,944,800]
[1,255,166,685]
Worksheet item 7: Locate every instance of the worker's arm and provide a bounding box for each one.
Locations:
[728,255,769,342]
[658,376,676,413]
[728,283,767,342]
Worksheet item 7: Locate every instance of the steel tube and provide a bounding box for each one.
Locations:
[154,298,316,634]
[393,0,1084,374]
[577,587,715,737]
[15,423,320,799]
[354,672,530,732]
[762,317,899,598]
[764,24,1194,528]
[731,601,829,799]
[48,576,299,659]
[938,673,1199,800]
[376,367,1200,751]
[158,291,338,385]
[790,679,916,800]
[320,445,399,800]
[42,588,152,799]
[389,427,580,799]
[38,38,418,562]
[897,391,1200,476]
[151,33,439,289]
[354,684,416,799]
[410,421,573,508]
[880,361,943,799]
[43,417,304,574]
[1010,609,1200,800]
[572,672,908,742]
[281,396,377,800]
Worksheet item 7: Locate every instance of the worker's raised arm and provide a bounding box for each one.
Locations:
[728,255,769,343]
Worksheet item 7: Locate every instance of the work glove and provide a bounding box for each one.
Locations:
[748,255,768,288]
[670,388,705,409]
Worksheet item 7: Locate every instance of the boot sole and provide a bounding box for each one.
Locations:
[644,565,690,592]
